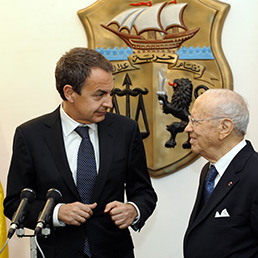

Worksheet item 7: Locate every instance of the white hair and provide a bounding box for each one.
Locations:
[203,89,249,136]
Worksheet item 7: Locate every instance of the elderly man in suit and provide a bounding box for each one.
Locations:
[4,47,157,258]
[183,88,258,258]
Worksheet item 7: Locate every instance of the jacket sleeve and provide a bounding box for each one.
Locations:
[125,121,157,230]
[4,126,48,230]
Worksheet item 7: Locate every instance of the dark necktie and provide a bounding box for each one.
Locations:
[75,126,97,257]
[204,165,218,204]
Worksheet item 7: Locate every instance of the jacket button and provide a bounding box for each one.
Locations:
[77,251,83,256]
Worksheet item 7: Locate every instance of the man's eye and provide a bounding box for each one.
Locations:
[93,94,103,100]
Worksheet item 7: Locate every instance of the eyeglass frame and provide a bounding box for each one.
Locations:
[188,115,229,127]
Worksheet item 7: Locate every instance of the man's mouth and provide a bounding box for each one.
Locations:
[96,110,107,116]
[189,136,196,144]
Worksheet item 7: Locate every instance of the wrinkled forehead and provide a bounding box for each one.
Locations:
[191,94,214,118]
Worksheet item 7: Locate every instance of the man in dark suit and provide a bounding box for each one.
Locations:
[4,47,157,258]
[183,88,258,258]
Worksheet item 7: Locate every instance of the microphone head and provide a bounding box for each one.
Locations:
[20,188,36,203]
[46,188,62,201]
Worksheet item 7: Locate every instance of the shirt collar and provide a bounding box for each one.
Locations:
[212,139,246,177]
[60,104,97,137]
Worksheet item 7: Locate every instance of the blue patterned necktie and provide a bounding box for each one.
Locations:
[75,126,97,257]
[204,165,218,204]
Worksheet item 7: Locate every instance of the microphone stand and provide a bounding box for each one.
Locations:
[15,225,51,258]
[30,236,37,258]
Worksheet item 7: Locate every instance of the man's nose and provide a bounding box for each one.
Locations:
[103,95,113,109]
[184,122,193,133]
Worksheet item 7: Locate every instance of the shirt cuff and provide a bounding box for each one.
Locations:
[53,203,66,227]
[127,201,140,225]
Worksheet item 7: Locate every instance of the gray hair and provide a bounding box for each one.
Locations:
[205,89,249,136]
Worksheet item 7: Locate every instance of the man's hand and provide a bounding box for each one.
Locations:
[104,201,138,229]
[58,202,97,226]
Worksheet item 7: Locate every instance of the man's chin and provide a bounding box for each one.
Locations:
[93,114,106,123]
[190,145,199,154]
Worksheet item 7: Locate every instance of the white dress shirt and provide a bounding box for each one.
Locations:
[60,105,100,178]
[212,139,246,187]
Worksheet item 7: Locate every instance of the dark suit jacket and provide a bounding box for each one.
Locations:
[4,107,157,258]
[184,141,258,258]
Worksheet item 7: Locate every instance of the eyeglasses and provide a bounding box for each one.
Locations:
[188,115,228,127]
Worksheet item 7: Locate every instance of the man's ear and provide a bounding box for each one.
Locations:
[63,85,74,103]
[219,118,234,140]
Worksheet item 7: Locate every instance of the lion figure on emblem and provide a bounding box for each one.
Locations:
[157,78,193,149]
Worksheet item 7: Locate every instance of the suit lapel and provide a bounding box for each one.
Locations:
[189,141,254,232]
[191,167,239,230]
[43,107,80,199]
[91,114,116,202]
[187,163,208,228]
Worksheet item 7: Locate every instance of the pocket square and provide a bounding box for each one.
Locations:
[215,208,230,218]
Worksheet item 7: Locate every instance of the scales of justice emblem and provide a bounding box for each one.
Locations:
[78,0,233,177]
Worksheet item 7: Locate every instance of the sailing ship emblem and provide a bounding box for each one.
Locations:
[78,0,233,178]
[101,2,200,53]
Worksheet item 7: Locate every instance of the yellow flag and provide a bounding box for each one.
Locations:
[0,181,9,257]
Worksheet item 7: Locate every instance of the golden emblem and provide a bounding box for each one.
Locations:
[78,0,233,177]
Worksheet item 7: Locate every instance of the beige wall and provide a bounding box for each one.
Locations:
[0,0,257,257]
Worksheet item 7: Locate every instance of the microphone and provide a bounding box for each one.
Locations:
[34,188,62,236]
[7,188,36,239]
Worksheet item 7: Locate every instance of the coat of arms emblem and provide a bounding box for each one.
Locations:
[78,0,233,177]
